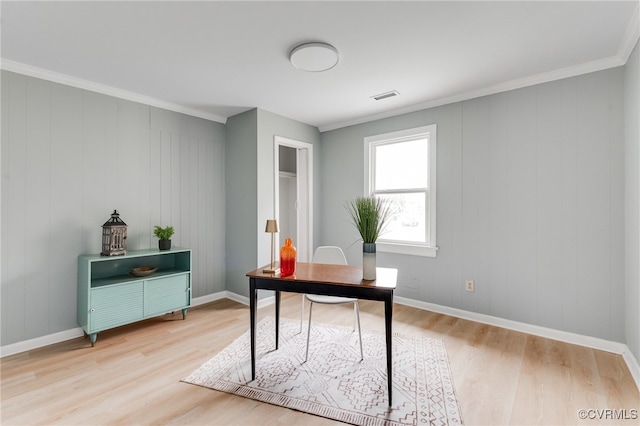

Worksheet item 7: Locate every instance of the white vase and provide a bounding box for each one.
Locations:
[363,242,376,280]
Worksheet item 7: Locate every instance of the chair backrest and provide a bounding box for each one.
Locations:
[312,246,348,265]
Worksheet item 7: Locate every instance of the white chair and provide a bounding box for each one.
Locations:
[303,246,363,362]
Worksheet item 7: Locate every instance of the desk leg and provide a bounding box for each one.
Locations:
[385,294,393,406]
[275,290,281,349]
[250,279,257,381]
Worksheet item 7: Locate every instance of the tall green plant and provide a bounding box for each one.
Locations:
[345,195,393,243]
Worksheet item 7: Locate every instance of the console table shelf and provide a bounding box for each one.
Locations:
[77,248,192,346]
[91,269,189,288]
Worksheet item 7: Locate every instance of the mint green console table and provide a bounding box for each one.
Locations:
[77,248,192,346]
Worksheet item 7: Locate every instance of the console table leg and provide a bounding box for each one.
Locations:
[90,333,97,347]
[182,308,188,320]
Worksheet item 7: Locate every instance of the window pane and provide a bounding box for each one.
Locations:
[374,139,428,191]
[378,192,426,243]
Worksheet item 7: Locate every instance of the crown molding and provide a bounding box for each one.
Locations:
[321,3,639,133]
[319,54,627,132]
[0,59,227,124]
[618,2,640,63]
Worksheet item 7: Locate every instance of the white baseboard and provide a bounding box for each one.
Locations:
[191,291,229,307]
[393,296,628,354]
[393,295,640,392]
[0,327,85,358]
[0,291,274,358]
[2,292,639,393]
[622,349,640,393]
[192,291,275,309]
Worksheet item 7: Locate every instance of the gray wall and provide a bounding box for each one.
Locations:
[225,109,258,297]
[225,108,320,298]
[625,40,640,361]
[320,67,626,343]
[256,109,321,264]
[1,56,636,353]
[1,71,226,346]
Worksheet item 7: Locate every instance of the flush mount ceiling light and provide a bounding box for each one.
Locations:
[289,42,339,72]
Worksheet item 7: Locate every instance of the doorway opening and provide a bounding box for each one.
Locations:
[274,136,313,262]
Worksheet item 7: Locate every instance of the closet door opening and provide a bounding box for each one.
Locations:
[274,137,313,262]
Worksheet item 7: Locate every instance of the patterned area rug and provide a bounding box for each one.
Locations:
[182,317,463,426]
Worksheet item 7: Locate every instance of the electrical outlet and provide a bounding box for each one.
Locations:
[465,280,475,292]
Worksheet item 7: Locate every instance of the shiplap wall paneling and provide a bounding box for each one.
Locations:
[429,104,464,308]
[319,67,624,342]
[49,83,84,332]
[575,72,609,338]
[559,78,580,335]
[159,130,172,233]
[215,139,226,293]
[461,98,481,313]
[574,71,624,340]
[506,86,538,326]
[179,135,190,250]
[135,104,151,252]
[2,71,226,346]
[607,70,625,342]
[484,94,509,321]
[147,127,162,251]
[25,77,52,336]
[118,101,150,251]
[475,97,493,315]
[535,80,564,330]
[82,92,111,254]
[209,137,225,294]
[171,133,180,240]
[1,72,10,342]
[3,73,28,344]
[186,137,198,295]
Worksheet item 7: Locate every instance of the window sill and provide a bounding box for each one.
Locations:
[376,242,438,257]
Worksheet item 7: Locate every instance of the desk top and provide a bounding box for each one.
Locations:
[247,262,397,290]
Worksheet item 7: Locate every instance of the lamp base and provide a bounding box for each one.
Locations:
[263,267,279,273]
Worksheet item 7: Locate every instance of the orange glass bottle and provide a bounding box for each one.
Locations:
[280,237,296,277]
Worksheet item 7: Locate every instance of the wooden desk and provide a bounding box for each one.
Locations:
[246,263,398,405]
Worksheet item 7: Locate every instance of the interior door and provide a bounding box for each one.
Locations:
[275,137,313,263]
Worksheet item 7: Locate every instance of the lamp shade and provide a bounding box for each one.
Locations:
[265,219,278,233]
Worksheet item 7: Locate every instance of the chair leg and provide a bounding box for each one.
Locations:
[352,302,357,330]
[300,294,305,333]
[305,301,314,362]
[355,301,363,361]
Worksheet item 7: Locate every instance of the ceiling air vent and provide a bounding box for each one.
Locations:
[371,90,400,101]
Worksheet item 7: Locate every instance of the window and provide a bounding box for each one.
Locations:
[365,125,437,257]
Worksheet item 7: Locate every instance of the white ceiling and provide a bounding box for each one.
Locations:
[1,1,638,132]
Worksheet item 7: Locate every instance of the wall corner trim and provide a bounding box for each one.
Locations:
[618,2,640,63]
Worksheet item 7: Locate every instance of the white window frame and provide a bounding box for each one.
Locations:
[364,124,438,257]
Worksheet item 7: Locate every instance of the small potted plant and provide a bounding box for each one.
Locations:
[153,225,174,251]
[345,195,393,280]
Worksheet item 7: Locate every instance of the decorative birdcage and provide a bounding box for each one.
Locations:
[101,210,128,256]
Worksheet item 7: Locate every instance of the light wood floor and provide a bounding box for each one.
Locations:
[2,293,639,425]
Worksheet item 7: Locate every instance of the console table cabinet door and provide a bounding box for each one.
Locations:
[144,274,190,317]
[78,248,192,346]
[90,282,144,332]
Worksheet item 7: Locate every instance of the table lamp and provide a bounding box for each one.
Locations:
[263,219,279,273]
